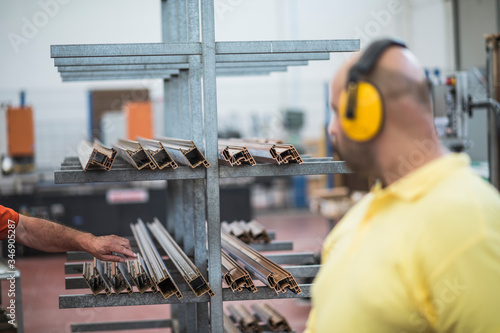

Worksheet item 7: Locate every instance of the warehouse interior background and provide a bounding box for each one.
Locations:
[0,0,499,332]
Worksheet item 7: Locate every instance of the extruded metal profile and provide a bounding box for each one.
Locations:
[114,139,156,170]
[156,136,210,168]
[128,254,156,294]
[251,303,292,332]
[221,221,252,244]
[137,138,178,170]
[221,231,301,295]
[77,140,117,171]
[218,145,256,167]
[246,220,271,244]
[105,262,134,295]
[148,218,215,298]
[223,313,241,333]
[131,220,182,299]
[227,305,260,333]
[219,139,302,165]
[82,261,107,296]
[221,251,256,293]
[94,259,112,296]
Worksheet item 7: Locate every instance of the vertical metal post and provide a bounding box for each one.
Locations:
[188,0,209,331]
[201,0,223,331]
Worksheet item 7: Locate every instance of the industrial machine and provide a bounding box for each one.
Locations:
[431,33,500,190]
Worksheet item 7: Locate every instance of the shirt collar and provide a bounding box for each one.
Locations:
[371,153,470,202]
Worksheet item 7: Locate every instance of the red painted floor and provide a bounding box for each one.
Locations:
[13,210,330,333]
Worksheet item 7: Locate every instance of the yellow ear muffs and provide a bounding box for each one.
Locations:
[338,81,384,142]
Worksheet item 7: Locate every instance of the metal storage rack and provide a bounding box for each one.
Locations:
[51,1,357,332]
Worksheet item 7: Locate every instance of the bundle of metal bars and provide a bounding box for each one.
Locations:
[219,139,302,165]
[77,139,117,171]
[148,218,215,297]
[223,313,242,333]
[218,144,256,167]
[227,305,261,333]
[251,304,292,332]
[114,138,156,170]
[131,219,182,299]
[137,137,178,170]
[156,136,210,168]
[222,220,271,244]
[221,251,257,293]
[221,231,302,295]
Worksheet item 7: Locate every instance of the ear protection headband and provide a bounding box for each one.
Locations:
[339,38,407,142]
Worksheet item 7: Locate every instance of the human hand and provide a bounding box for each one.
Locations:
[88,235,136,263]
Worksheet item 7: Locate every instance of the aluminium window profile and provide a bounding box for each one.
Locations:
[156,136,210,168]
[131,220,182,300]
[218,144,256,167]
[137,137,178,170]
[227,305,260,333]
[251,303,292,332]
[114,139,156,170]
[94,258,113,296]
[77,139,117,171]
[246,220,271,244]
[148,218,215,298]
[221,221,252,244]
[219,139,303,165]
[223,313,241,333]
[221,251,256,293]
[127,254,156,294]
[221,231,301,295]
[82,261,106,296]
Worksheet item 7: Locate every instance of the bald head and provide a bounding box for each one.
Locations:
[328,43,446,185]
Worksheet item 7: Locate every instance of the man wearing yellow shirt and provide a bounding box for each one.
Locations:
[306,38,500,332]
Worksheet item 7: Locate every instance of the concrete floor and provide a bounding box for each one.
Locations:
[11,210,330,333]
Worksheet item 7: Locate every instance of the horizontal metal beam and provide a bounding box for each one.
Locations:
[54,55,190,66]
[219,160,351,178]
[54,53,329,67]
[51,43,202,58]
[51,40,358,59]
[60,69,179,77]
[58,64,190,72]
[215,40,359,54]
[71,319,171,332]
[249,241,292,252]
[57,61,308,73]
[265,252,317,265]
[59,284,311,308]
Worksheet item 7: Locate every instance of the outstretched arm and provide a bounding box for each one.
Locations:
[15,215,135,262]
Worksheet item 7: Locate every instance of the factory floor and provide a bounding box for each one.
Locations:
[11,210,331,333]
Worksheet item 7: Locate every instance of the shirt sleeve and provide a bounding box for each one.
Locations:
[0,205,19,240]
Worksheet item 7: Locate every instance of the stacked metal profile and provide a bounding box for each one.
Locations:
[218,144,256,167]
[251,304,292,332]
[114,138,156,170]
[219,139,302,165]
[77,140,117,171]
[223,313,241,333]
[137,137,178,170]
[221,251,257,293]
[131,219,182,300]
[221,231,301,295]
[156,137,210,168]
[222,220,271,244]
[227,305,260,332]
[148,218,215,297]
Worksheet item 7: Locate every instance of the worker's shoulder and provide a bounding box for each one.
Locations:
[418,167,500,245]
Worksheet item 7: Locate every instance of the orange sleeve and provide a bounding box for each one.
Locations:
[0,205,19,240]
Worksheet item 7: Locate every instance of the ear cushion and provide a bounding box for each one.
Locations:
[338,82,384,142]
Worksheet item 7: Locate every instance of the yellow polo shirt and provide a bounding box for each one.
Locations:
[306,153,500,333]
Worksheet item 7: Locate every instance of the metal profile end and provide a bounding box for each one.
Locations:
[94,258,112,296]
[114,139,156,170]
[77,140,117,171]
[156,137,210,168]
[137,138,179,170]
[227,304,261,332]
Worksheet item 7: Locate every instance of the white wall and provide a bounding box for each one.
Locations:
[0,0,457,168]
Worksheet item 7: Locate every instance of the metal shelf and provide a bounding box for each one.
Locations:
[51,0,358,331]
[59,284,311,309]
[55,157,350,184]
